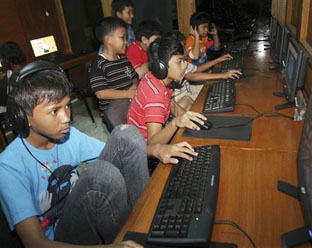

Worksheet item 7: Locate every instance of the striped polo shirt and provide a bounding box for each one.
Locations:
[88,54,138,117]
[127,72,173,140]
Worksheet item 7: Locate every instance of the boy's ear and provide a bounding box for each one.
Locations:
[141,36,148,44]
[116,11,123,19]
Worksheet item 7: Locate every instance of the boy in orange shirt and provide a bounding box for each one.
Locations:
[186,11,220,66]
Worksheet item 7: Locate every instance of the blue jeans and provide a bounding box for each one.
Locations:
[54,125,149,245]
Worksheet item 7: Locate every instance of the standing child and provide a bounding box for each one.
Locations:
[127,37,208,147]
[126,19,162,79]
[0,60,147,247]
[89,17,138,131]
[186,11,220,66]
[112,0,136,46]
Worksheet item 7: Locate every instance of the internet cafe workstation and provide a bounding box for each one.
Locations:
[1,0,312,248]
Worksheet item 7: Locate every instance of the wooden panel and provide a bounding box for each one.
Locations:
[101,0,113,17]
[0,0,31,62]
[13,0,68,61]
[176,0,195,39]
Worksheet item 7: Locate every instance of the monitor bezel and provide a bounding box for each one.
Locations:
[278,26,290,65]
[270,16,278,47]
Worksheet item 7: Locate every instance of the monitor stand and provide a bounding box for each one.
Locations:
[273,91,295,110]
[277,180,311,248]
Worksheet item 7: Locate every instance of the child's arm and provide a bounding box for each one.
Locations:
[171,99,187,116]
[134,63,149,79]
[196,54,233,72]
[188,26,200,60]
[15,217,142,248]
[146,111,206,145]
[147,142,198,164]
[95,86,137,100]
[185,70,242,81]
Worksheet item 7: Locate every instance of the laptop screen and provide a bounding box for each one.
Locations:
[30,35,58,57]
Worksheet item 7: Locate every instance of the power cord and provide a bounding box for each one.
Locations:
[214,219,257,248]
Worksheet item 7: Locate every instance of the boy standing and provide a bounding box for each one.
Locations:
[112,0,136,46]
[0,60,147,247]
[126,20,162,79]
[127,37,207,147]
[89,17,138,131]
[186,11,220,66]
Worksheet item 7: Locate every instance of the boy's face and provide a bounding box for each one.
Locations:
[167,54,186,81]
[109,27,128,54]
[197,23,209,38]
[117,6,134,25]
[27,96,71,140]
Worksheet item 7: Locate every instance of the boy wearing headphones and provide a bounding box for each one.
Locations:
[0,61,147,247]
[126,19,162,79]
[186,11,220,66]
[127,37,208,152]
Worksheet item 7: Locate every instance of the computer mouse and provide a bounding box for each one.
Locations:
[191,119,212,130]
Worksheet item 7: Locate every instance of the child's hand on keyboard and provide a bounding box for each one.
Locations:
[107,240,143,248]
[216,53,233,63]
[173,111,207,130]
[151,142,198,164]
[223,70,242,79]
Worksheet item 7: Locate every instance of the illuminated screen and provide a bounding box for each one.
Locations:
[30,35,58,57]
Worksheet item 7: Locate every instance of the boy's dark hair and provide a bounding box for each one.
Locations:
[111,0,134,15]
[11,69,72,116]
[163,30,186,44]
[147,37,184,67]
[190,11,210,29]
[135,20,162,42]
[0,41,26,66]
[95,17,128,44]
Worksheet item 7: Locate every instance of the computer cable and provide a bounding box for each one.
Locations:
[214,219,257,248]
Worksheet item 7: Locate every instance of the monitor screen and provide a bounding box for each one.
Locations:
[298,91,312,232]
[30,35,58,57]
[275,21,283,59]
[279,27,290,66]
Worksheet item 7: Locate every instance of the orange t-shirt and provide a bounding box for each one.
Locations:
[186,35,214,65]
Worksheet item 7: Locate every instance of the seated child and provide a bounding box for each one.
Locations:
[127,37,207,147]
[186,11,221,66]
[164,31,241,103]
[89,17,139,131]
[0,60,148,247]
[126,19,162,79]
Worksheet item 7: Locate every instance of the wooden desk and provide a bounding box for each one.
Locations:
[115,43,308,247]
[56,52,97,85]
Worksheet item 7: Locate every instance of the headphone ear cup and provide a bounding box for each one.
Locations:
[7,97,29,137]
[151,59,168,80]
[150,40,168,80]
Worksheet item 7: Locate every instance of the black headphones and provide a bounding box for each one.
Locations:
[7,60,64,137]
[150,39,168,80]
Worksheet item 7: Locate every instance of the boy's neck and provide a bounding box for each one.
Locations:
[102,47,119,61]
[139,41,148,51]
[162,77,173,87]
[26,129,55,150]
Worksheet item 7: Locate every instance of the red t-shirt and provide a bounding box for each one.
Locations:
[127,72,173,140]
[126,40,148,69]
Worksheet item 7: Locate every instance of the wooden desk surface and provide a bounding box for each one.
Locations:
[115,44,309,247]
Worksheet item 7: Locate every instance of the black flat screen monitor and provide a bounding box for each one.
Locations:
[283,38,309,103]
[297,92,312,236]
[274,21,283,59]
[278,26,290,66]
[270,16,278,47]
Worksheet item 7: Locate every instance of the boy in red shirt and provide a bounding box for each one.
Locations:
[127,37,207,148]
[126,20,162,79]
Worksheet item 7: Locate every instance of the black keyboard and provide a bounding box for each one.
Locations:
[147,145,220,247]
[203,79,236,113]
[221,53,243,72]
